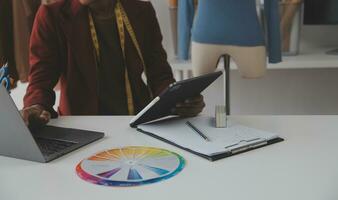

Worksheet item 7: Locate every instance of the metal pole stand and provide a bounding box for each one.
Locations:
[215,55,230,128]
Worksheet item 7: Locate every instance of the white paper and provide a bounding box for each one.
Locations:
[137,116,278,156]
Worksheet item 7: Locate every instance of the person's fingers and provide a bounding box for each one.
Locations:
[176,100,206,109]
[20,105,50,127]
[39,110,51,123]
[173,95,205,117]
[176,101,204,108]
[184,95,203,104]
[29,111,50,127]
[21,107,41,125]
[176,95,204,107]
[20,109,30,126]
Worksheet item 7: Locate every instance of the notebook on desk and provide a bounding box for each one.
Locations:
[136,116,284,161]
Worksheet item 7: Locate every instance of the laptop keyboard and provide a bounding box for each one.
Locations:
[35,138,77,156]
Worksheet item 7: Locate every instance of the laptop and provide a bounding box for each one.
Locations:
[0,86,104,163]
[130,71,223,127]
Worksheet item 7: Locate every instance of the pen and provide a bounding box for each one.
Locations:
[185,121,210,142]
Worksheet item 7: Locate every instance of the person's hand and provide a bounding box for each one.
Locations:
[173,95,205,117]
[20,105,51,129]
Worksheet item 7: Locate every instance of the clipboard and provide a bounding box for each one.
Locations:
[135,116,284,161]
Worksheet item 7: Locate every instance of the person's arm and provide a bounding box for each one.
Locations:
[177,0,195,60]
[144,3,205,117]
[265,0,282,63]
[143,3,176,96]
[23,5,61,122]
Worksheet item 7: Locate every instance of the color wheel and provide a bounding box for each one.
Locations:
[76,146,185,187]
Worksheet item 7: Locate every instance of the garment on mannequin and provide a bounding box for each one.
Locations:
[179,0,282,78]
[178,0,282,65]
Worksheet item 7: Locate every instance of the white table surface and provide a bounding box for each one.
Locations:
[1,115,338,200]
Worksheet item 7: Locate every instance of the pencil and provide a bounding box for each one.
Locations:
[186,121,210,142]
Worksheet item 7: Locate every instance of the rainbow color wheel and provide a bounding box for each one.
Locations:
[76,146,185,187]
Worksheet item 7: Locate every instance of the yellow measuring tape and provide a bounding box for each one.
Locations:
[88,0,152,115]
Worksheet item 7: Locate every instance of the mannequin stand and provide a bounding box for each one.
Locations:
[224,55,230,116]
[215,55,230,128]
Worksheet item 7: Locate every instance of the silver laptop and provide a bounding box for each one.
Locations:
[0,86,104,163]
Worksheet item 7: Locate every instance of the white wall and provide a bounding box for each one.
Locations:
[301,25,338,50]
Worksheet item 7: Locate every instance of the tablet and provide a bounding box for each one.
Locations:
[130,71,223,127]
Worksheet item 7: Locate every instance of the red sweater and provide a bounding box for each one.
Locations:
[24,0,175,117]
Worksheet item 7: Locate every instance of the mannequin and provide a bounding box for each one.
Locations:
[179,0,282,78]
[280,0,303,52]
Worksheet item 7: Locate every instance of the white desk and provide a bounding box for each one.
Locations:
[1,116,338,200]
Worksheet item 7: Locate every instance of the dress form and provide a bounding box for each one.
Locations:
[178,0,282,77]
